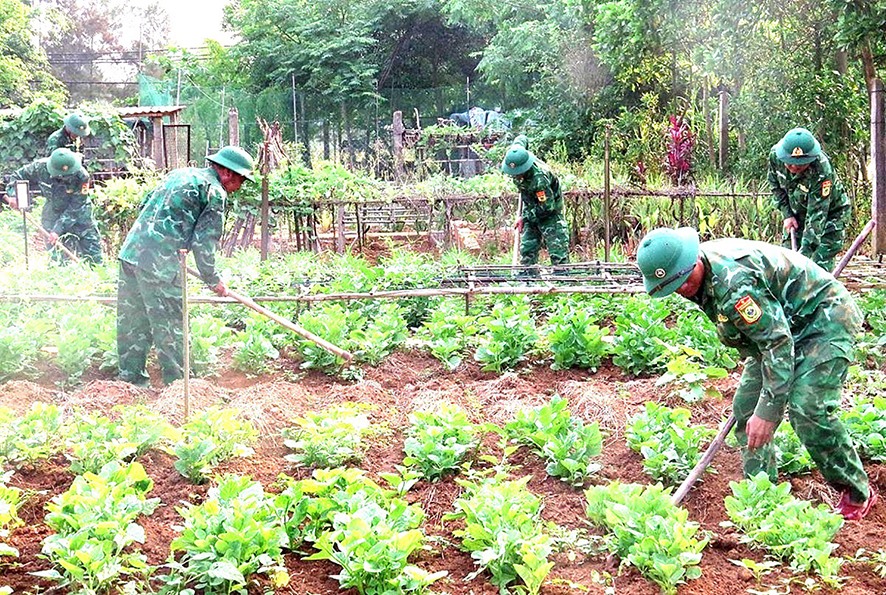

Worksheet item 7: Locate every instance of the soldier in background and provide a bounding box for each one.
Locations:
[116,146,255,387]
[3,148,103,264]
[501,134,569,274]
[637,226,876,521]
[767,127,851,270]
[46,112,92,154]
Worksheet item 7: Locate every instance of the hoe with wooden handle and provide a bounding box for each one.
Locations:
[186,266,354,362]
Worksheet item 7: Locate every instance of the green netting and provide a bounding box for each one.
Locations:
[136,74,505,165]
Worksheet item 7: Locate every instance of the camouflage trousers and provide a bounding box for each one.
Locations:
[782,226,845,272]
[116,261,184,386]
[520,214,570,267]
[733,354,869,503]
[51,223,103,265]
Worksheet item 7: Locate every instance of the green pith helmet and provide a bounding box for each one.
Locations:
[63,112,91,137]
[775,128,821,165]
[46,148,82,177]
[636,227,700,298]
[501,144,535,176]
[206,145,256,181]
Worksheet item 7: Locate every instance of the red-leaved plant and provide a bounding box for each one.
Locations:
[666,115,694,185]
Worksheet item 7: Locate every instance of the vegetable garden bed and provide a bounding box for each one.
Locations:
[1,350,885,595]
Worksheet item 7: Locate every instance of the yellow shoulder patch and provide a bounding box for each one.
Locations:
[535,189,546,203]
[822,180,832,198]
[734,295,762,324]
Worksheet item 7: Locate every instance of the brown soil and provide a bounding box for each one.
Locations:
[1,351,885,595]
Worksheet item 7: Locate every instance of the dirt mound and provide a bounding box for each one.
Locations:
[228,381,319,435]
[0,381,62,413]
[66,380,152,415]
[152,378,232,424]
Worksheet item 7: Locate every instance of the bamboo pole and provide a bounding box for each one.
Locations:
[185,267,354,362]
[179,250,190,419]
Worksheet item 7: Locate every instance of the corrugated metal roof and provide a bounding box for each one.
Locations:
[114,105,187,118]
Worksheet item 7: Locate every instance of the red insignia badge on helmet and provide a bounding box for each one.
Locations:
[735,295,762,324]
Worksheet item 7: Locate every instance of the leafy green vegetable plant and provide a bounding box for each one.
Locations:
[64,406,177,474]
[163,475,290,594]
[611,298,675,375]
[417,300,479,370]
[0,466,22,574]
[772,422,814,475]
[473,298,539,372]
[403,403,479,480]
[35,461,159,593]
[625,402,715,485]
[544,304,611,371]
[585,481,707,595]
[173,407,257,483]
[506,395,603,486]
[655,351,728,403]
[282,402,377,468]
[446,474,553,594]
[274,467,438,594]
[0,402,65,466]
[722,473,845,586]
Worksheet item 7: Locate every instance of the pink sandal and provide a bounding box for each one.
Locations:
[835,488,878,521]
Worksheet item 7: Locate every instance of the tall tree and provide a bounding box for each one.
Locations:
[40,0,169,103]
[0,0,64,105]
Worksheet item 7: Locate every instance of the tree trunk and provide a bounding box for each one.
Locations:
[323,119,330,160]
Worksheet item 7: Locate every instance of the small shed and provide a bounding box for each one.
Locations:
[114,105,189,169]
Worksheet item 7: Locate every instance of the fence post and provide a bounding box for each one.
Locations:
[393,111,405,180]
[228,108,239,146]
[604,126,611,261]
[718,88,729,170]
[872,79,885,255]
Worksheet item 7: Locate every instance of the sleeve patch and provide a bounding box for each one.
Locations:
[822,180,832,197]
[734,295,762,324]
[535,189,546,202]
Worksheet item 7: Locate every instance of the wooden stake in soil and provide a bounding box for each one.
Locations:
[186,266,354,362]
[180,250,190,420]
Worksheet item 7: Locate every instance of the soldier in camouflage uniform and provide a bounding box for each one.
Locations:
[116,146,255,387]
[501,135,569,272]
[46,112,91,155]
[637,227,876,521]
[767,128,851,271]
[3,148,103,264]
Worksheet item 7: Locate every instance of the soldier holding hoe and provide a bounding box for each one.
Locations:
[501,135,569,275]
[767,127,851,271]
[637,227,876,521]
[3,147,103,264]
[116,146,255,387]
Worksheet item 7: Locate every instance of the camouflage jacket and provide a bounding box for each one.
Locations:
[4,158,91,234]
[119,167,227,286]
[512,162,563,223]
[766,150,850,259]
[690,238,862,422]
[46,127,79,154]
